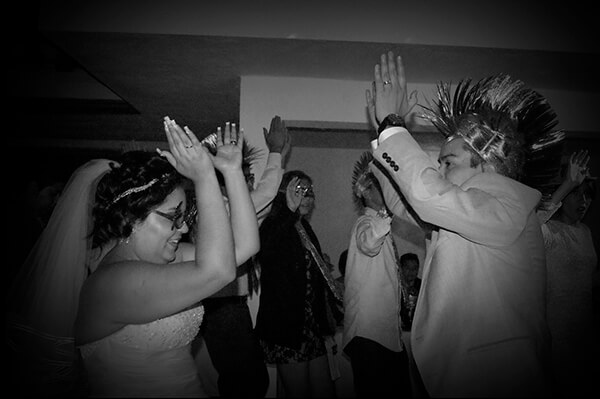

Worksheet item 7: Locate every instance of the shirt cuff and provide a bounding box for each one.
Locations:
[379,126,409,143]
[267,152,282,165]
[370,139,379,151]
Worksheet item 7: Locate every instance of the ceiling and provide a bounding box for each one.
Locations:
[7,0,600,159]
[10,30,599,147]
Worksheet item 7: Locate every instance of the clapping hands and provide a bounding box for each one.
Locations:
[211,122,244,174]
[159,117,245,182]
[159,116,213,183]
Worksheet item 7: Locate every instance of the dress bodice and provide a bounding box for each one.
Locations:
[79,304,206,397]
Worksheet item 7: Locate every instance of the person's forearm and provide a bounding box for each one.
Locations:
[355,216,391,256]
[252,153,283,214]
[548,179,578,205]
[536,179,575,224]
[222,170,260,265]
[193,172,236,279]
[373,131,535,246]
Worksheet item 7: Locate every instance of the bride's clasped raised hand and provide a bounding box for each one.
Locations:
[158,116,214,183]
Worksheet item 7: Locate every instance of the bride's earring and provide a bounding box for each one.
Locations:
[122,227,136,245]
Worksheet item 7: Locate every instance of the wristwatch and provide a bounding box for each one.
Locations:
[377,113,406,134]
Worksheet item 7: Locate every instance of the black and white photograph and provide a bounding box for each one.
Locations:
[6,1,599,397]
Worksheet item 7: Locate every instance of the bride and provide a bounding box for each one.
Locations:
[6,118,258,397]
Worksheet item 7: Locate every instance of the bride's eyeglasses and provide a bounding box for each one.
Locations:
[154,203,198,231]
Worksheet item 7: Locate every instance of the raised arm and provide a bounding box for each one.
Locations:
[354,213,392,257]
[253,116,290,223]
[365,51,418,135]
[538,149,592,224]
[76,118,237,335]
[209,122,260,264]
[368,52,538,246]
[161,117,236,283]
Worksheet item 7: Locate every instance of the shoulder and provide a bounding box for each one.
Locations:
[463,172,541,211]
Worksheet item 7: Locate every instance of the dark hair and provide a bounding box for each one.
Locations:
[268,170,312,218]
[91,151,184,249]
[581,179,597,200]
[400,252,419,268]
[279,170,312,190]
[338,249,348,277]
[569,179,597,201]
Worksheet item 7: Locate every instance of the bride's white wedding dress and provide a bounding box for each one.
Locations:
[79,304,206,397]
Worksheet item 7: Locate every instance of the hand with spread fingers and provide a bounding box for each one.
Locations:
[159,116,214,183]
[567,149,592,186]
[366,51,418,128]
[544,149,596,210]
[211,122,244,174]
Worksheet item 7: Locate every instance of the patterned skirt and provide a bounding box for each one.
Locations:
[260,261,327,364]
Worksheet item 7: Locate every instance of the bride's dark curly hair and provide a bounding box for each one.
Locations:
[91,151,184,249]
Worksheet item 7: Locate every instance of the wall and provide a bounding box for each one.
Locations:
[241,75,600,275]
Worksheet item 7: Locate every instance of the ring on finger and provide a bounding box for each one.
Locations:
[185,144,193,149]
[383,80,391,86]
[230,140,237,145]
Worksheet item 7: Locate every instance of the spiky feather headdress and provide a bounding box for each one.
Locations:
[351,151,376,213]
[420,73,565,200]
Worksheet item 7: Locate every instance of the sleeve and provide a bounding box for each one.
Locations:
[536,200,562,225]
[370,126,405,150]
[354,214,392,257]
[373,129,539,247]
[251,153,283,225]
[371,159,422,228]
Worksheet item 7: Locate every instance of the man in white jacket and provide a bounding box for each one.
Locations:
[365,51,559,397]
